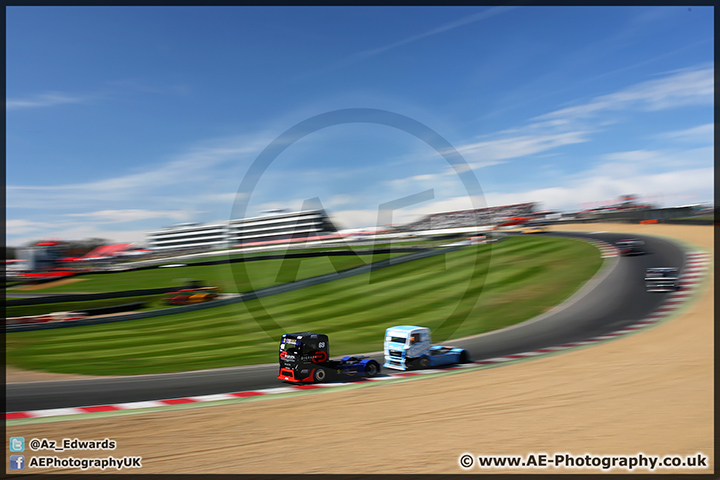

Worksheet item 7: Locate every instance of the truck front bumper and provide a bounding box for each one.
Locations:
[383,360,408,370]
[277,368,317,383]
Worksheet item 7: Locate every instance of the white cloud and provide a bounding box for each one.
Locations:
[65,209,191,224]
[456,130,590,164]
[327,194,354,207]
[8,81,194,112]
[8,64,713,245]
[485,164,713,213]
[536,66,713,121]
[451,67,713,182]
[200,192,246,205]
[10,227,152,248]
[6,218,156,246]
[6,219,49,235]
[661,123,714,144]
[292,7,516,82]
[6,92,88,110]
[589,146,712,178]
[384,173,442,189]
[6,133,275,245]
[7,134,270,211]
[329,209,383,230]
[357,7,516,58]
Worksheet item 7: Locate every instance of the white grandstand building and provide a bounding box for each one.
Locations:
[146,222,228,251]
[146,210,338,251]
[229,209,337,245]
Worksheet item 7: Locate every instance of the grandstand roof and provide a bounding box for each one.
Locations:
[82,243,134,259]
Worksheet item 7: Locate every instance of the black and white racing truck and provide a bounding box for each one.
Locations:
[645,267,679,292]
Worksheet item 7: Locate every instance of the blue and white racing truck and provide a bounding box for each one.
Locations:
[383,325,470,370]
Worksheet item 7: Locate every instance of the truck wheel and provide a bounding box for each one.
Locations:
[459,350,470,363]
[313,368,327,383]
[419,356,430,368]
[365,361,379,377]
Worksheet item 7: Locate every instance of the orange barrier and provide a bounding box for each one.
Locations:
[640,219,658,224]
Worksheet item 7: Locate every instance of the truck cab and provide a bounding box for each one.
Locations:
[614,238,645,255]
[278,332,380,383]
[383,325,469,370]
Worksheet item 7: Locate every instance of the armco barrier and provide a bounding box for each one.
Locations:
[73,301,147,316]
[5,295,243,332]
[6,287,181,307]
[6,246,460,332]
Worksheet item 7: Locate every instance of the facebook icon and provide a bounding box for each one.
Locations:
[10,455,25,470]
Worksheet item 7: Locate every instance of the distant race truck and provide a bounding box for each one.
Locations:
[645,267,680,292]
[383,325,470,370]
[278,332,381,383]
[614,238,645,256]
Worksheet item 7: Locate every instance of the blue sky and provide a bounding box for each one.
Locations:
[6,6,714,246]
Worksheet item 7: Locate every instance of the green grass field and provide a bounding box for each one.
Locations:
[7,249,405,296]
[6,236,602,376]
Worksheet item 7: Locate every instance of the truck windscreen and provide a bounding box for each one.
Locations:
[388,336,407,344]
[280,343,298,354]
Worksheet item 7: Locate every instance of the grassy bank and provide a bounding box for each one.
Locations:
[6,236,601,376]
[7,250,405,295]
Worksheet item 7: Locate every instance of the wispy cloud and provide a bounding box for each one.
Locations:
[660,123,714,144]
[590,146,712,176]
[8,80,192,112]
[535,66,713,121]
[454,130,591,167]
[7,134,270,211]
[291,7,516,82]
[6,218,152,245]
[6,219,49,236]
[356,7,516,59]
[10,226,153,247]
[6,92,89,110]
[485,143,714,212]
[455,66,713,173]
[65,209,191,224]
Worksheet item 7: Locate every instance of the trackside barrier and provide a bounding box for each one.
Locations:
[6,287,181,307]
[5,295,242,332]
[6,246,461,333]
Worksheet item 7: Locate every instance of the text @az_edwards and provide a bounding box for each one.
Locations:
[28,437,116,452]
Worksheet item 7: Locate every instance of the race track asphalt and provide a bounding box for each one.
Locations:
[7,231,687,412]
